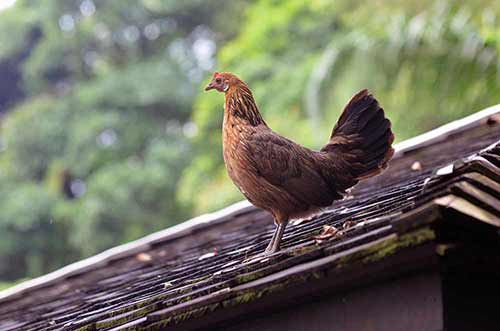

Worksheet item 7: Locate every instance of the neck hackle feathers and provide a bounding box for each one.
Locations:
[223,74,265,127]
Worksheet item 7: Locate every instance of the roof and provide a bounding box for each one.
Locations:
[0,105,499,331]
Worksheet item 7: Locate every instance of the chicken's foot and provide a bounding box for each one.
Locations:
[264,219,288,254]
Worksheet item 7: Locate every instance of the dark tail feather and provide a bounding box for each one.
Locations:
[322,89,394,185]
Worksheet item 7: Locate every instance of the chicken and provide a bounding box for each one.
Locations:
[205,72,394,255]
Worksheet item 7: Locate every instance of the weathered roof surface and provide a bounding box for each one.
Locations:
[0,106,499,331]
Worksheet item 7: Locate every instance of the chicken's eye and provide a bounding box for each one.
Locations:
[215,78,222,84]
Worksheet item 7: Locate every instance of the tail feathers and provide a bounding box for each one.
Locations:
[331,89,379,136]
[321,89,394,188]
[362,120,391,147]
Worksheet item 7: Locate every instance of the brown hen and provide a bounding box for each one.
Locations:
[205,72,394,255]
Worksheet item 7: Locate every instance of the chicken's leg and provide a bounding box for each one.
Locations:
[264,219,288,254]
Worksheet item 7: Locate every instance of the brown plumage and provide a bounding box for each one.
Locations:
[205,72,394,254]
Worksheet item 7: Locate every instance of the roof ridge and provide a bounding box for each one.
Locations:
[393,104,500,153]
[0,201,254,302]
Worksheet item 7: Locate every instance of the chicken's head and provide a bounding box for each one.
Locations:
[204,72,234,93]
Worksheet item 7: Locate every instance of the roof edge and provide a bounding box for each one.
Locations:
[0,201,253,301]
[0,104,498,302]
[393,104,500,154]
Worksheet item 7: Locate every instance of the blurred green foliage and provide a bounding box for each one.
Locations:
[0,0,499,285]
[0,0,248,281]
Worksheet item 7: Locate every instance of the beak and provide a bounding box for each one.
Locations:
[204,82,214,91]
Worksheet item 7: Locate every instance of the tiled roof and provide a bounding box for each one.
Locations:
[0,106,499,331]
